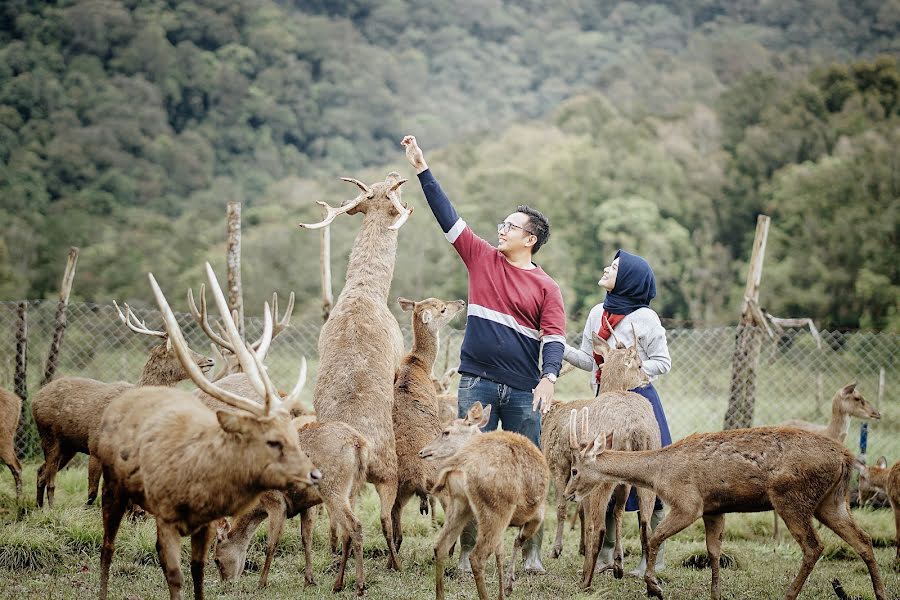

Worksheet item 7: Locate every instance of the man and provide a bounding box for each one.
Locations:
[402,135,565,573]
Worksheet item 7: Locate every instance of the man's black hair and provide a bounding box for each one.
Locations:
[517,205,550,255]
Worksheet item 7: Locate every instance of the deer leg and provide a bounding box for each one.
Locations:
[99,480,127,600]
[38,442,62,508]
[375,479,402,570]
[3,453,22,500]
[189,523,215,600]
[434,497,473,600]
[259,498,287,588]
[156,521,185,600]
[470,507,513,600]
[643,503,701,600]
[327,497,364,596]
[894,501,899,563]
[773,505,823,600]
[632,487,658,577]
[86,455,102,505]
[552,470,569,558]
[583,485,615,589]
[702,514,725,600]
[430,495,439,528]
[391,487,412,552]
[300,507,316,586]
[814,498,886,600]
[505,515,542,597]
[611,484,629,579]
[578,502,586,556]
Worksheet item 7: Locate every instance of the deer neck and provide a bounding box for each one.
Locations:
[341,214,398,302]
[591,449,661,491]
[137,365,178,387]
[598,372,632,394]
[411,320,438,367]
[825,394,851,440]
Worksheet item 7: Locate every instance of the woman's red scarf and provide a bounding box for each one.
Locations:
[592,310,626,385]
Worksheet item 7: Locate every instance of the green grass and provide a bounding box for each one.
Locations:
[0,463,897,599]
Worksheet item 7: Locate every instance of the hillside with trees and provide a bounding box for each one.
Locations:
[0,0,897,330]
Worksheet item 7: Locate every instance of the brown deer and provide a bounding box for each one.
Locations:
[0,388,22,498]
[782,382,881,442]
[565,411,887,600]
[419,402,549,600]
[31,302,213,507]
[858,456,900,563]
[772,382,881,536]
[94,264,320,600]
[392,297,465,550]
[299,172,412,570]
[214,419,369,593]
[542,322,656,588]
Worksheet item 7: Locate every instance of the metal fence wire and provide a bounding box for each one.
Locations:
[2,301,897,463]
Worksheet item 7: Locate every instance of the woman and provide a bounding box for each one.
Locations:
[564,249,671,576]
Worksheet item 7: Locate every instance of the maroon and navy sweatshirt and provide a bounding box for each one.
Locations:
[417,169,566,391]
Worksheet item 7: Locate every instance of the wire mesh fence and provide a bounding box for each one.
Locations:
[2,300,897,463]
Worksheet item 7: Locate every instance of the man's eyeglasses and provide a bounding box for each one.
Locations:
[497,221,534,236]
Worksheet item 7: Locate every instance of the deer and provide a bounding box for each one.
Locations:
[565,410,887,600]
[858,456,900,563]
[419,402,549,600]
[782,382,881,442]
[31,302,213,508]
[771,382,882,536]
[0,388,22,498]
[433,366,459,426]
[391,297,465,550]
[93,263,321,600]
[214,419,369,593]
[298,172,413,571]
[542,320,658,588]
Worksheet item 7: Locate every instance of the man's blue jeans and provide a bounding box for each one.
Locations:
[456,373,541,447]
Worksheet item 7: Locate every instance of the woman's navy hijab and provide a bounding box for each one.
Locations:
[602,249,656,315]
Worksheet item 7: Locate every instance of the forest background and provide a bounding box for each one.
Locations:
[0,0,898,332]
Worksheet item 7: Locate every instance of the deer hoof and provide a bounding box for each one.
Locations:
[613,562,624,579]
[645,578,664,599]
[551,545,562,559]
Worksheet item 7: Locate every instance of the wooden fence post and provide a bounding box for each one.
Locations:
[723,216,770,430]
[41,247,79,387]
[321,220,333,323]
[226,202,244,337]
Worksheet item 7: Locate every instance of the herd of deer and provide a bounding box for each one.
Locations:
[0,172,896,600]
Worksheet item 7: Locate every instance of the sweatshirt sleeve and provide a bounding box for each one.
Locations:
[539,283,567,378]
[417,169,493,267]
[564,304,600,371]
[638,311,672,378]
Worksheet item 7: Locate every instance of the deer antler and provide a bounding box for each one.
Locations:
[387,181,412,230]
[603,315,624,349]
[148,274,266,416]
[114,301,167,339]
[298,197,366,230]
[568,409,579,450]
[340,177,374,195]
[250,291,294,359]
[187,285,235,353]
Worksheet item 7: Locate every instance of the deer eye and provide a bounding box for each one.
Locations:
[571,468,578,477]
[267,440,283,451]
[442,431,449,438]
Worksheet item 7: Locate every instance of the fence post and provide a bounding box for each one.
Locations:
[723,215,770,430]
[226,201,244,337]
[41,247,79,386]
[320,220,333,323]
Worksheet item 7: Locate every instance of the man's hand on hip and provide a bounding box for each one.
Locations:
[401,135,429,174]
[532,377,555,414]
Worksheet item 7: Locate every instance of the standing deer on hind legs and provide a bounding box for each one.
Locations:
[565,410,887,600]
[299,172,413,572]
[94,264,320,600]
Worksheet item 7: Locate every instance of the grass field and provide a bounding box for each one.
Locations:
[0,463,896,600]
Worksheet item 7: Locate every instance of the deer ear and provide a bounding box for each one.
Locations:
[215,518,231,542]
[465,401,484,424]
[478,404,492,428]
[420,310,433,324]
[587,432,606,458]
[398,297,415,312]
[840,382,857,395]
[216,410,252,434]
[876,456,887,469]
[605,431,614,450]
[592,333,610,359]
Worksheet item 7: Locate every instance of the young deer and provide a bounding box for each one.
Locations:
[392,297,465,550]
[419,402,549,600]
[542,322,656,588]
[565,410,887,600]
[32,302,213,507]
[782,382,881,442]
[214,419,369,593]
[0,388,22,498]
[858,456,900,563]
[94,264,320,600]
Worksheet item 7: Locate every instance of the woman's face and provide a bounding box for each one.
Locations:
[598,257,619,292]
